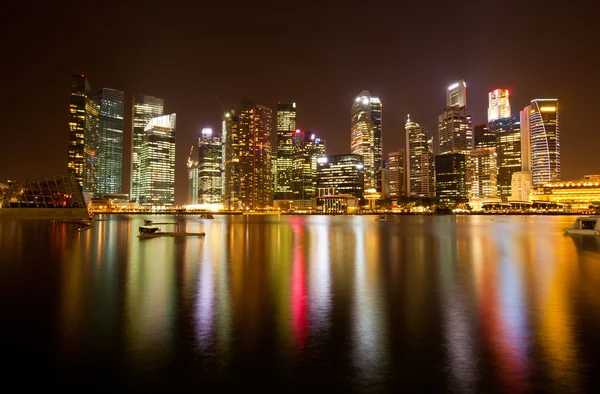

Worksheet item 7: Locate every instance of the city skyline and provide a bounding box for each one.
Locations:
[1,1,597,204]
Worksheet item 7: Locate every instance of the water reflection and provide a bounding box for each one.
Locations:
[1,215,599,390]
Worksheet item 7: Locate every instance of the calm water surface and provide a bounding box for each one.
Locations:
[1,215,600,392]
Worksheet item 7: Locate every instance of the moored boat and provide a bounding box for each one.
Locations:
[565,216,600,235]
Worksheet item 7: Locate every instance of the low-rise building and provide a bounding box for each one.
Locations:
[531,175,600,210]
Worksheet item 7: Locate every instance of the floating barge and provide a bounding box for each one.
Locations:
[564,216,600,236]
[138,226,205,238]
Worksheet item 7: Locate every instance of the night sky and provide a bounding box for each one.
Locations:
[1,1,598,203]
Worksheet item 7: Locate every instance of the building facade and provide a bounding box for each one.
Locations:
[435,153,467,203]
[510,171,532,202]
[239,100,273,209]
[528,99,560,186]
[291,130,325,200]
[131,94,164,202]
[198,128,222,204]
[274,102,296,200]
[468,148,498,200]
[487,89,511,122]
[350,91,382,192]
[406,116,435,198]
[474,123,495,149]
[187,147,199,205]
[439,106,472,155]
[491,116,521,200]
[95,88,125,195]
[222,110,240,209]
[316,154,364,199]
[68,74,99,194]
[138,114,176,206]
[531,175,600,210]
[447,80,467,107]
[388,150,405,201]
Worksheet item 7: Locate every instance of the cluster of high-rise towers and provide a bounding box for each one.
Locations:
[68,73,559,209]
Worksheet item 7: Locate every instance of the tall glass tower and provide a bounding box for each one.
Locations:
[131,94,164,202]
[139,114,176,206]
[528,99,560,186]
[406,115,435,198]
[239,99,273,209]
[490,116,521,199]
[291,130,325,200]
[198,128,223,204]
[274,102,296,200]
[487,89,511,122]
[68,74,99,194]
[350,91,382,192]
[222,109,241,210]
[95,88,124,196]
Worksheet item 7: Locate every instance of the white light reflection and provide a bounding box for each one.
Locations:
[309,216,331,333]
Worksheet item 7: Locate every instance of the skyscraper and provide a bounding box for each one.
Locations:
[187,146,199,205]
[350,91,382,192]
[274,102,296,200]
[239,100,273,209]
[528,99,560,186]
[435,153,467,203]
[490,117,521,199]
[95,88,124,195]
[487,89,511,122]
[468,148,498,200]
[388,150,405,201]
[519,107,531,172]
[474,123,496,149]
[138,114,176,206]
[131,94,164,201]
[68,74,99,194]
[316,154,364,199]
[291,130,325,200]
[198,128,222,204]
[406,116,435,198]
[222,109,240,210]
[446,80,467,107]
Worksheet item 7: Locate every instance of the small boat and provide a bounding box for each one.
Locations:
[376,214,393,222]
[198,213,215,219]
[139,225,161,234]
[138,225,206,238]
[565,216,600,235]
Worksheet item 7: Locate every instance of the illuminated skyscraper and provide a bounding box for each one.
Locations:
[316,154,364,199]
[291,129,325,200]
[528,99,560,186]
[490,116,521,199]
[435,153,467,203]
[439,106,472,155]
[487,89,511,122]
[198,128,222,204]
[138,114,176,206]
[95,88,124,195]
[239,99,273,209]
[68,74,99,194]
[519,107,531,172]
[350,91,382,192]
[446,80,467,107]
[406,116,435,198]
[474,123,496,149]
[187,146,199,205]
[388,150,405,201]
[468,148,497,200]
[274,102,296,200]
[222,109,240,209]
[131,94,164,201]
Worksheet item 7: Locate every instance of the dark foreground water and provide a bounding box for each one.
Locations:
[2,215,600,392]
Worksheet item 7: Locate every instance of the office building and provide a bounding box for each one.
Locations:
[490,117,521,200]
[198,128,222,204]
[381,161,390,200]
[316,154,364,199]
[528,99,560,186]
[532,175,600,210]
[447,80,467,107]
[350,91,382,192]
[468,148,498,200]
[520,107,532,172]
[487,89,511,122]
[95,88,124,195]
[291,129,325,200]
[274,102,296,200]
[239,100,273,209]
[138,114,176,206]
[388,150,405,201]
[510,171,532,202]
[439,106,472,155]
[435,153,467,203]
[131,94,164,201]
[474,124,496,149]
[406,116,435,198]
[68,74,99,193]
[187,146,199,205]
[222,109,240,209]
